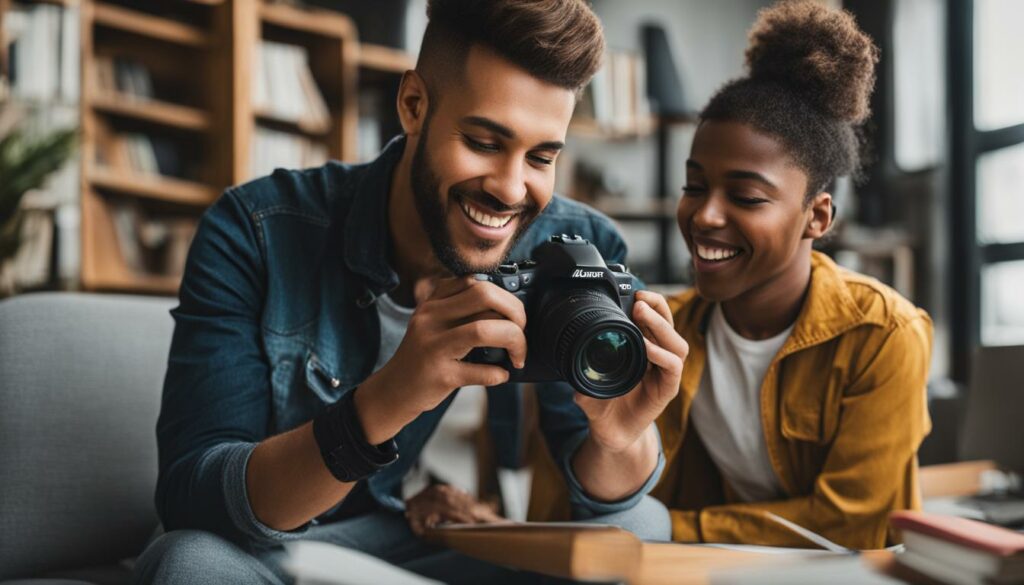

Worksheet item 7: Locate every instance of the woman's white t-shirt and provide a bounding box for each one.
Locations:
[689,303,794,503]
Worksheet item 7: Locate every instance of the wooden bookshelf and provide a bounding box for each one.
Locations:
[79,1,230,293]
[1,0,416,295]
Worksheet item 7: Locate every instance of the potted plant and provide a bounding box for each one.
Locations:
[0,114,77,285]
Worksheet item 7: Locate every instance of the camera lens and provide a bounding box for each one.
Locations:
[581,330,631,384]
[536,289,647,399]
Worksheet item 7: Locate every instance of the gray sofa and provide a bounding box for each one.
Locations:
[0,293,176,584]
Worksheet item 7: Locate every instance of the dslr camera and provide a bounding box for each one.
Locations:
[465,234,647,399]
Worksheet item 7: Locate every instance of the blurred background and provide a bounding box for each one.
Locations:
[1,0,1022,497]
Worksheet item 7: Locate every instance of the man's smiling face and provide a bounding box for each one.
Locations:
[409,45,576,275]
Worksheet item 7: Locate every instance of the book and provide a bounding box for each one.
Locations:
[572,49,651,136]
[891,510,1024,584]
[250,127,328,179]
[114,58,154,100]
[58,5,79,101]
[253,41,331,134]
[425,522,642,582]
[282,540,441,585]
[710,555,905,585]
[8,3,77,102]
[903,530,1024,580]
[891,510,1024,557]
[897,549,1007,585]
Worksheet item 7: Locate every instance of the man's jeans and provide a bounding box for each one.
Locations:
[132,496,671,585]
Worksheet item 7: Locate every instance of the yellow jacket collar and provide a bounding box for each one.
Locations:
[682,251,885,355]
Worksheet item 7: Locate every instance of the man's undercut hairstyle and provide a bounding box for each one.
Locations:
[417,0,605,98]
[701,0,879,201]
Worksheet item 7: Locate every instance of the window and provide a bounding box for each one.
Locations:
[951,0,1024,379]
[973,0,1024,130]
[894,0,945,171]
[981,261,1024,345]
[977,143,1024,244]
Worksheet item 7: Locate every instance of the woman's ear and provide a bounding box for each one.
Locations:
[804,191,833,239]
[397,70,430,137]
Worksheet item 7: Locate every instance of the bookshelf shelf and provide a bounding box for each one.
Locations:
[592,197,678,222]
[258,2,354,38]
[88,166,218,207]
[569,117,656,141]
[358,44,414,74]
[93,2,210,48]
[254,109,331,138]
[90,94,211,131]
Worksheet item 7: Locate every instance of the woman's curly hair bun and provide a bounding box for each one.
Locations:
[745,0,879,123]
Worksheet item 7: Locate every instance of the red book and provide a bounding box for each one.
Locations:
[890,511,1024,557]
[892,511,1024,584]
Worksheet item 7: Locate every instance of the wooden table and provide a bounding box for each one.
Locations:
[428,524,900,584]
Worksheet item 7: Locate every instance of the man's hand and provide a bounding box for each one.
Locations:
[576,290,688,452]
[405,484,505,536]
[355,276,527,444]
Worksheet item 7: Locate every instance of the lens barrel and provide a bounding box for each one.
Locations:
[536,289,647,399]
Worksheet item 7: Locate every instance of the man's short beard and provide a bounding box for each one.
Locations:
[410,121,538,276]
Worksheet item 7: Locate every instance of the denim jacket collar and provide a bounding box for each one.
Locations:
[343,135,406,299]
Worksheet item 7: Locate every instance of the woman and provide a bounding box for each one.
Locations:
[649,0,932,549]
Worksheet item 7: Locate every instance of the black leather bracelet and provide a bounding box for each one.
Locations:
[312,388,398,483]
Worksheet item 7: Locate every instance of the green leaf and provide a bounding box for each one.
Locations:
[0,122,78,261]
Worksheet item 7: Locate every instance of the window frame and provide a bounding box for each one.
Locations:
[949,0,1024,380]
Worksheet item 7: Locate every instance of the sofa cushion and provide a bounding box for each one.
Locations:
[0,293,175,581]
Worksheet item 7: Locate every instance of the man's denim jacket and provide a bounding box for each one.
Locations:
[155,136,665,545]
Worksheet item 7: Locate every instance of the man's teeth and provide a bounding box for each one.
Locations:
[462,202,513,228]
[696,244,740,261]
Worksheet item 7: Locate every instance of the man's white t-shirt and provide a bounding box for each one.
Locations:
[372,293,415,374]
[689,303,794,503]
[372,293,482,499]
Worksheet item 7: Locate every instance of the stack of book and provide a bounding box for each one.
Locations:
[891,510,1024,585]
[252,41,331,134]
[94,56,154,100]
[250,127,328,180]
[110,200,195,278]
[574,49,652,136]
[3,2,78,102]
[96,126,184,180]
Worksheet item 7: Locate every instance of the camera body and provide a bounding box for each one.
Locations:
[465,234,647,399]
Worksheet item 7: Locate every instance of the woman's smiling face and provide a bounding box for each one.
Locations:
[677,119,831,303]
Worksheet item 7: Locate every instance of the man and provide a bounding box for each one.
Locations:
[134,1,688,583]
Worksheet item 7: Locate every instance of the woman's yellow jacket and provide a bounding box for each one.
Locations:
[529,252,933,550]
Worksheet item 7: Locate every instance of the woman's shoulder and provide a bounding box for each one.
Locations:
[818,253,930,330]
